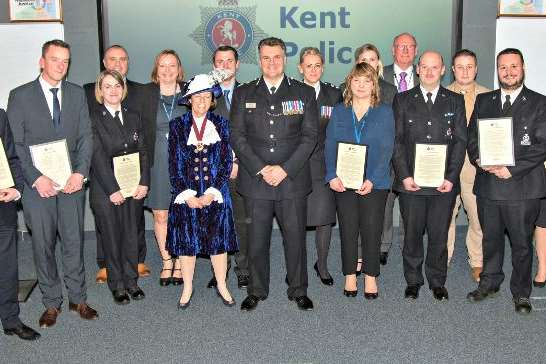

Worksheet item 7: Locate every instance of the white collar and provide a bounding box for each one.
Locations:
[264,75,284,93]
[393,63,413,76]
[304,80,320,99]
[104,104,122,118]
[501,85,523,105]
[420,85,440,103]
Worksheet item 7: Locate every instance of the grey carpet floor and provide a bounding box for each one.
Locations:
[2,227,546,364]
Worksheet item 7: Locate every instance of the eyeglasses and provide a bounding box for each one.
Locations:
[395,44,416,51]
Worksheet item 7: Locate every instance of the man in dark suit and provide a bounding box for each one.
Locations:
[392,50,466,301]
[231,37,318,311]
[83,45,149,284]
[205,45,250,290]
[466,48,546,314]
[380,32,420,266]
[0,109,40,341]
[7,39,97,328]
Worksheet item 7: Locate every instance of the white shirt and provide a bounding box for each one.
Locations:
[305,80,321,99]
[501,85,523,107]
[394,64,416,89]
[420,85,440,104]
[39,75,62,118]
[264,75,284,94]
[104,105,123,124]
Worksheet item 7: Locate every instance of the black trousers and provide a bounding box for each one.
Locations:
[477,197,540,299]
[399,192,456,288]
[336,189,388,277]
[91,198,140,292]
[0,227,21,329]
[245,197,308,298]
[97,207,146,268]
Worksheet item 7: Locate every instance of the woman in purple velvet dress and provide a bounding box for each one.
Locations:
[166,71,238,309]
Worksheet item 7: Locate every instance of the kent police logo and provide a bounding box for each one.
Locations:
[190,1,269,65]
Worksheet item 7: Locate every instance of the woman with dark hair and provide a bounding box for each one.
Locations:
[297,47,342,286]
[90,70,150,304]
[167,71,238,309]
[325,63,394,299]
[142,49,187,286]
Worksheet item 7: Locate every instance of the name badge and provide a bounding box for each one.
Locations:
[246,102,256,109]
[320,106,333,119]
[282,100,305,115]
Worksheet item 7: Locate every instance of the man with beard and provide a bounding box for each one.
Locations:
[467,48,546,314]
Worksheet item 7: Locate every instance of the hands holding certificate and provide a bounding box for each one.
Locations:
[34,175,59,198]
[260,165,287,187]
[403,177,454,193]
[476,159,512,179]
[63,173,85,194]
[329,177,373,195]
[0,188,20,202]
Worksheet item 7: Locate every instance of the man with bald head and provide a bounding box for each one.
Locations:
[392,50,467,301]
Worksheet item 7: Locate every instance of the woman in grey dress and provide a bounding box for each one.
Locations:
[143,50,187,286]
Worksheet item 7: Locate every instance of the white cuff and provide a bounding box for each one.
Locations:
[174,189,197,204]
[204,187,223,203]
[14,190,21,201]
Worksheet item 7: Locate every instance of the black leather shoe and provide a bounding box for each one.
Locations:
[404,285,420,299]
[289,295,314,311]
[216,288,236,306]
[207,276,217,288]
[127,287,145,301]
[466,288,499,303]
[4,324,41,341]
[237,275,249,289]
[313,262,334,286]
[364,292,379,300]
[379,252,388,266]
[431,286,449,301]
[514,297,532,314]
[343,289,358,297]
[112,290,130,305]
[241,295,264,311]
[533,280,546,288]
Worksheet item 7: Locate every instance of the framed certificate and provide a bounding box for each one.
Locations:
[29,139,72,189]
[9,0,63,22]
[113,152,140,198]
[414,143,447,188]
[336,142,367,190]
[478,117,515,167]
[0,138,15,189]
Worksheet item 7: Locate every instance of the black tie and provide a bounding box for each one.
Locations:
[502,94,511,114]
[426,92,433,112]
[114,110,122,125]
[270,86,276,95]
[50,88,60,128]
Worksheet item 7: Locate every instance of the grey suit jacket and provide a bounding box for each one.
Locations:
[7,78,93,187]
[383,63,419,90]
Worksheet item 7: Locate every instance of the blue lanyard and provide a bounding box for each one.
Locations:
[352,108,367,144]
[160,94,176,121]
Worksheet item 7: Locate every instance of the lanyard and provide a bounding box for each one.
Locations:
[191,118,207,143]
[160,94,176,121]
[352,108,367,144]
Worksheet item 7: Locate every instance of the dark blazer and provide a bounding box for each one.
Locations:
[467,87,546,200]
[214,81,240,120]
[392,85,467,195]
[383,64,419,89]
[7,78,93,187]
[140,81,188,164]
[0,109,24,227]
[230,76,318,200]
[83,79,144,115]
[89,106,150,200]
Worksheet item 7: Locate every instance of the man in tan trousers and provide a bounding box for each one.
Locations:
[446,49,490,282]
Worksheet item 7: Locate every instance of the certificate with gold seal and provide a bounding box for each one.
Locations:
[478,117,515,167]
[414,143,447,188]
[113,152,140,198]
[0,138,15,189]
[29,139,72,189]
[336,142,367,190]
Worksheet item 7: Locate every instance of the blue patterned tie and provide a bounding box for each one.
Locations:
[50,88,60,128]
[223,89,231,111]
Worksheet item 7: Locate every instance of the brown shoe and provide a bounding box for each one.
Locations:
[471,267,483,282]
[138,263,151,277]
[95,268,107,284]
[68,303,99,321]
[39,308,61,328]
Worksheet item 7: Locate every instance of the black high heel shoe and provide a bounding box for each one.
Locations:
[172,269,184,286]
[343,289,358,297]
[177,291,193,310]
[159,258,173,287]
[313,262,334,286]
[215,287,236,307]
[533,279,546,288]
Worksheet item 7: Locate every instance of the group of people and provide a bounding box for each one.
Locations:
[1,30,545,342]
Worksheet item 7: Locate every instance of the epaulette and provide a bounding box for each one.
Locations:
[323,82,339,89]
